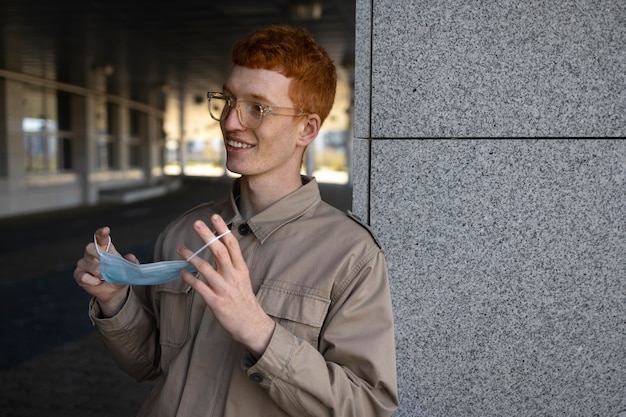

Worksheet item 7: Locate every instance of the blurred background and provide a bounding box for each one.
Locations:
[0,0,356,218]
[0,1,355,415]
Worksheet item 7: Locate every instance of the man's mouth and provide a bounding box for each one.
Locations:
[227,140,254,149]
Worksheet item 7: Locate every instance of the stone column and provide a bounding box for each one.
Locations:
[353,1,626,416]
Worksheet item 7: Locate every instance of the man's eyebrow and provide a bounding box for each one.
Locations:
[222,86,271,103]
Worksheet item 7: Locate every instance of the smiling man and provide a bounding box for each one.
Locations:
[74,25,398,417]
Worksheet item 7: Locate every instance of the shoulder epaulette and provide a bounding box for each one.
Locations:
[346,210,384,250]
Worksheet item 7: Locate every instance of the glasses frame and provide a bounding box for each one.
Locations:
[207,91,308,129]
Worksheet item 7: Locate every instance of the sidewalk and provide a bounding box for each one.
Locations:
[0,176,352,417]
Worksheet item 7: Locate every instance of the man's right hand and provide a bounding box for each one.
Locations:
[73,226,131,317]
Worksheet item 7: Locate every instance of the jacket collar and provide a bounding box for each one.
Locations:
[220,176,321,244]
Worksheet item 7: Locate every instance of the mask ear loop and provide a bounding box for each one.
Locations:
[93,234,112,255]
[186,230,232,262]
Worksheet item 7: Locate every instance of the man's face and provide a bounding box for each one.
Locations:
[220,65,306,180]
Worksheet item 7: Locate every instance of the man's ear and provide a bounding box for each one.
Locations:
[297,114,322,147]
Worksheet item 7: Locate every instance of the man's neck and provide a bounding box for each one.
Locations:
[237,174,303,219]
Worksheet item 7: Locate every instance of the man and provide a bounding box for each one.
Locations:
[74,24,398,417]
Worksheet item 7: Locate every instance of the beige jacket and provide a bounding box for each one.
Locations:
[90,177,398,417]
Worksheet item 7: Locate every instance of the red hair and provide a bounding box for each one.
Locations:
[232,25,337,123]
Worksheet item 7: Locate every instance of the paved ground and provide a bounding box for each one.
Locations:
[0,176,352,417]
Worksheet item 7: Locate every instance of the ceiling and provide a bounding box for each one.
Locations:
[1,0,356,97]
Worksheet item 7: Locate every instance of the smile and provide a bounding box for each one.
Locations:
[227,140,254,149]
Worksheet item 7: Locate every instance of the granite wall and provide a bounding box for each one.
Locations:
[352,1,626,416]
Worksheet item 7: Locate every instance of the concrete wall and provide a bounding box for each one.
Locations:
[352,1,625,416]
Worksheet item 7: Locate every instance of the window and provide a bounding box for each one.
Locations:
[22,85,64,173]
[23,119,58,172]
[22,86,77,173]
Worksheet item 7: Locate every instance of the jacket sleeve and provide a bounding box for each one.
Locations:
[242,250,399,417]
[86,205,213,384]
[89,287,161,381]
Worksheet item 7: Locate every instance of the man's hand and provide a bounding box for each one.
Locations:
[73,226,131,317]
[177,215,276,358]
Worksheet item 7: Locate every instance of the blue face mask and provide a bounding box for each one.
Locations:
[95,230,232,286]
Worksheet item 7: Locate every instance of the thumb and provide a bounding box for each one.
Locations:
[95,226,111,247]
[94,227,120,255]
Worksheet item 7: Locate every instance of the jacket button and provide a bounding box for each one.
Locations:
[250,373,264,383]
[238,224,250,235]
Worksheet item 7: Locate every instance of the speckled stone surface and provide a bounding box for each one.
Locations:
[366,139,626,416]
[354,0,372,139]
[353,2,626,414]
[356,0,626,138]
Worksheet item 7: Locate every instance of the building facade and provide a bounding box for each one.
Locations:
[0,17,168,217]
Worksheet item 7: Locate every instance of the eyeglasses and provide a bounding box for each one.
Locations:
[207,92,307,129]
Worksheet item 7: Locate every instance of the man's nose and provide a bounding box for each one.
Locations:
[222,104,245,130]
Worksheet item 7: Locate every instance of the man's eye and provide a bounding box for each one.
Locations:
[249,103,264,114]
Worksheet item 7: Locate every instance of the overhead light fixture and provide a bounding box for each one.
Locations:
[290,0,323,21]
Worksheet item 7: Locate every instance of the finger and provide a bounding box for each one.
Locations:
[177,244,222,283]
[94,227,122,256]
[74,267,104,287]
[195,219,218,240]
[124,253,140,264]
[180,268,216,302]
[85,242,99,258]
[177,241,230,295]
[210,214,246,270]
[210,214,230,235]
[76,253,104,282]
[188,220,232,262]
[177,244,198,264]
[95,227,111,248]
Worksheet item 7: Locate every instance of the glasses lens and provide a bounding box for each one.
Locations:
[240,101,264,129]
[207,94,266,129]
[209,96,228,122]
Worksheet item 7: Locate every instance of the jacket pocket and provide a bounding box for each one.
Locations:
[256,282,330,348]
[156,281,193,349]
